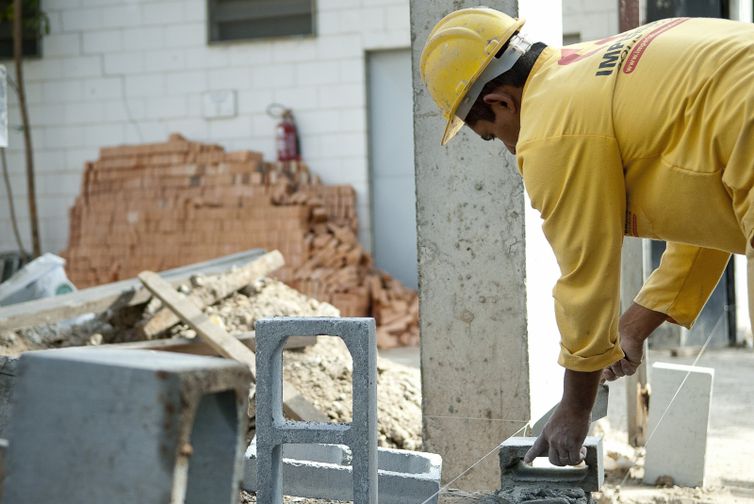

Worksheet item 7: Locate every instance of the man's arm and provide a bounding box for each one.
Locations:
[635,243,731,328]
[518,135,626,466]
[603,302,667,381]
[520,135,626,372]
[604,243,730,381]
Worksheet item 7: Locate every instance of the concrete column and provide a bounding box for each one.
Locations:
[729,0,754,22]
[410,0,562,490]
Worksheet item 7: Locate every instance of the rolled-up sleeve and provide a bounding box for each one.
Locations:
[519,135,626,372]
[635,243,730,327]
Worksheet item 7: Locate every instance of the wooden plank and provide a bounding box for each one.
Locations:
[96,332,317,356]
[141,250,285,337]
[138,271,327,422]
[0,248,266,332]
[139,271,258,374]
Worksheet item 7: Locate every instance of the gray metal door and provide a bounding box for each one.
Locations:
[367,49,417,290]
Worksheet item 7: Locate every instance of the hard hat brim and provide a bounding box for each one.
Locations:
[441,115,465,146]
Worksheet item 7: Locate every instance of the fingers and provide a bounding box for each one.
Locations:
[602,367,617,382]
[550,443,586,467]
[548,444,562,466]
[603,357,639,382]
[524,434,548,464]
[619,358,638,377]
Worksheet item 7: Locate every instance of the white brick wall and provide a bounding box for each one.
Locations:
[562,0,619,42]
[0,0,412,256]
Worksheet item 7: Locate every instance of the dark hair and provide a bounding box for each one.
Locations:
[464,42,547,126]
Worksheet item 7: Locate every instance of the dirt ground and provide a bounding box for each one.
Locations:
[283,335,422,450]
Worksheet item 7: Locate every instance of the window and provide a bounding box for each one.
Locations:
[0,0,44,59]
[208,0,316,43]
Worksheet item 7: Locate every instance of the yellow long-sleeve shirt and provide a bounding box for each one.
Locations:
[517,17,754,371]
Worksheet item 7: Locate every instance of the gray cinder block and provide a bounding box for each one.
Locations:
[0,356,18,440]
[243,438,442,503]
[0,437,7,502]
[254,317,378,504]
[4,348,251,504]
[499,436,604,493]
[644,362,714,488]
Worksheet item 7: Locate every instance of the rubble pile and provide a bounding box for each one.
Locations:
[0,275,422,451]
[62,134,418,347]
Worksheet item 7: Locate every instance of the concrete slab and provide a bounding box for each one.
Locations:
[0,356,18,439]
[254,317,378,504]
[644,362,714,488]
[499,436,603,493]
[3,348,251,504]
[243,438,442,503]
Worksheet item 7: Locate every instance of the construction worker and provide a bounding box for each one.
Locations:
[420,8,754,467]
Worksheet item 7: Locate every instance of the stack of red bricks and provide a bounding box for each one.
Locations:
[63,134,418,348]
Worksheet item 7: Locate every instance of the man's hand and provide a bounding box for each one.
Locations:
[524,369,602,466]
[524,403,590,466]
[602,303,668,382]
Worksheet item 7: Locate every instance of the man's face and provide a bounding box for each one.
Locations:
[469,118,519,154]
[467,89,521,154]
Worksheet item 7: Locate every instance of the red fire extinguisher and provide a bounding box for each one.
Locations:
[268,104,301,162]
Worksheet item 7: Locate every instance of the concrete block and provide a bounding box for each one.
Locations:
[644,362,714,488]
[499,436,604,493]
[243,437,442,503]
[0,356,18,439]
[126,74,165,98]
[141,1,186,25]
[4,348,252,504]
[0,438,7,502]
[145,49,186,72]
[82,30,124,54]
[319,83,365,108]
[255,317,378,504]
[100,4,142,28]
[122,26,166,51]
[61,7,103,32]
[43,33,81,57]
[165,23,205,48]
[103,52,144,75]
[59,56,102,79]
[84,77,123,99]
[386,4,410,31]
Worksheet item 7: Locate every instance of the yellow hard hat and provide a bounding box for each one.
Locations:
[420,7,525,145]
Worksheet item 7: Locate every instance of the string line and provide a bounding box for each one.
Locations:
[418,422,530,504]
[418,309,724,499]
[424,414,531,424]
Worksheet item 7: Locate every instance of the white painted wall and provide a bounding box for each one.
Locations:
[0,0,412,255]
[519,0,564,422]
[562,0,618,42]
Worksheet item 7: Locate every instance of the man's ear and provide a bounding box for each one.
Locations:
[482,91,517,115]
